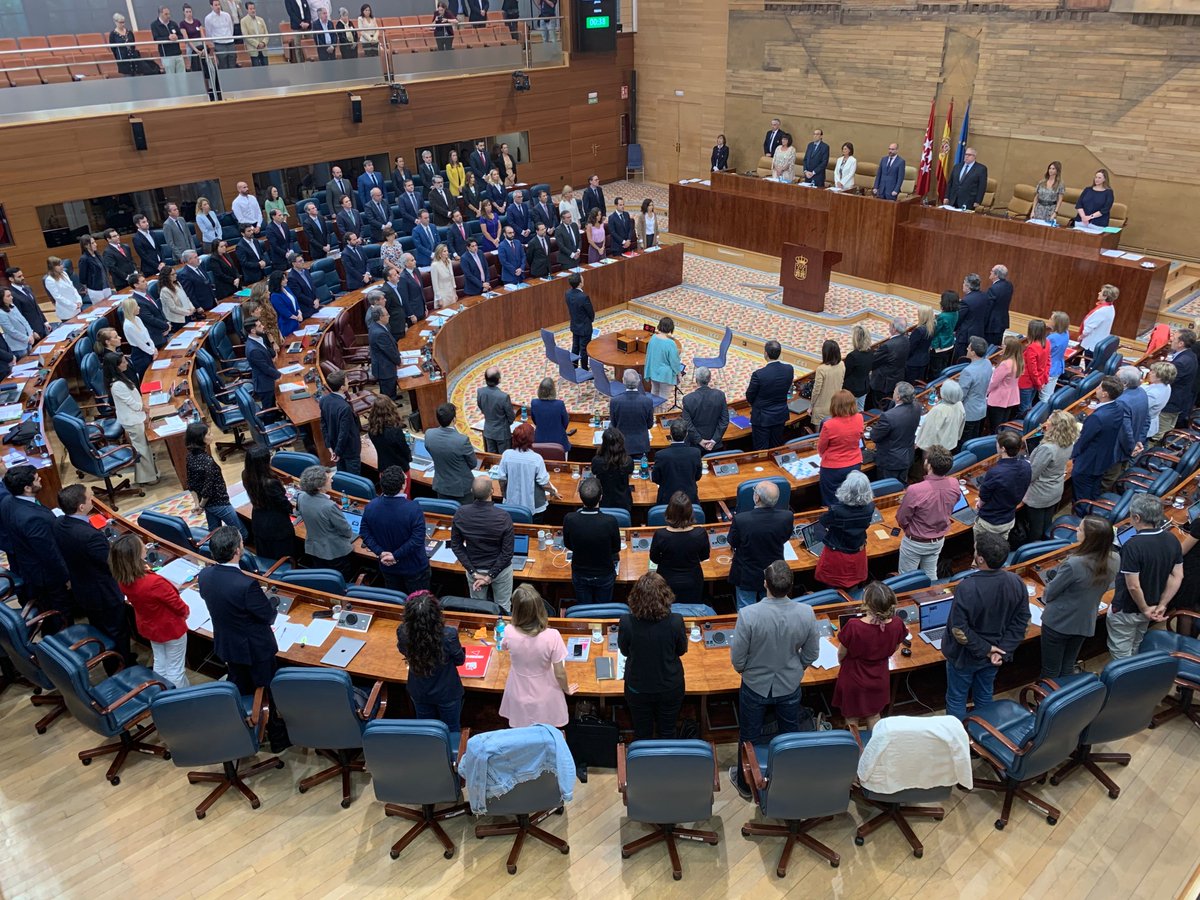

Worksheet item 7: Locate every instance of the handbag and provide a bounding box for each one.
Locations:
[564,714,618,781]
[798,381,814,400]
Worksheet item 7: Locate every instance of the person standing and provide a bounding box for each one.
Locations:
[808,340,845,428]
[1039,516,1119,678]
[530,377,570,452]
[973,429,1031,542]
[151,6,185,74]
[1107,495,1182,659]
[366,305,401,399]
[814,472,875,591]
[244,316,280,410]
[564,273,594,359]
[729,560,819,798]
[651,420,701,505]
[1019,410,1078,541]
[915,379,965,459]
[103,352,160,485]
[984,265,1012,349]
[562,477,621,604]
[817,390,863,507]
[1157,329,1197,440]
[204,0,237,68]
[906,307,934,385]
[985,336,1024,434]
[450,476,515,612]
[833,582,908,728]
[395,592,465,731]
[896,445,960,580]
[609,370,655,459]
[1018,320,1050,415]
[1078,285,1118,361]
[681,366,729,451]
[296,466,357,578]
[945,147,989,210]
[763,118,784,157]
[240,2,269,65]
[958,337,993,446]
[109,533,190,689]
[477,367,515,455]
[498,585,575,726]
[1070,377,1130,511]
[426,403,478,505]
[1143,361,1176,444]
[619,573,688,740]
[590,426,634,515]
[942,533,1030,720]
[929,291,960,378]
[801,128,829,187]
[365,394,411,477]
[727,481,793,609]
[872,143,905,200]
[241,444,297,563]
[746,340,794,450]
[952,273,989,363]
[649,493,710,604]
[843,325,873,411]
[869,382,920,484]
[869,318,908,410]
[361,466,431,594]
[1102,365,1149,491]
[496,423,560,523]
[186,422,247,537]
[1043,311,1071,403]
[319,369,362,474]
[1,467,71,630]
[644,317,681,401]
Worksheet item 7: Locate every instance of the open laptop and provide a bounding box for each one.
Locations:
[917,597,954,650]
[511,533,531,572]
[797,521,826,557]
[950,490,978,526]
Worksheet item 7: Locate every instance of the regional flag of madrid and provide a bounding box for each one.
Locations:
[914,98,936,198]
[935,99,954,202]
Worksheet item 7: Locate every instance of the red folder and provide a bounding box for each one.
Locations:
[456,645,493,679]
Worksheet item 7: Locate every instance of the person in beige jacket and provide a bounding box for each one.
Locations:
[240,3,270,66]
[809,340,845,426]
[915,378,965,453]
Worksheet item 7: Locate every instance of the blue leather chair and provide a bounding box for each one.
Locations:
[966,674,1107,829]
[362,720,471,860]
[1045,652,1178,798]
[33,638,170,785]
[784,434,820,451]
[496,502,534,525]
[1048,384,1080,411]
[280,569,348,595]
[1077,370,1104,396]
[474,770,570,874]
[195,369,246,458]
[796,589,846,608]
[139,510,210,555]
[1139,629,1200,728]
[741,732,860,872]
[949,450,977,475]
[1050,488,1135,540]
[0,604,113,733]
[270,670,386,807]
[79,352,114,414]
[196,346,249,395]
[346,586,407,605]
[618,740,719,880]
[848,572,930,600]
[332,471,376,501]
[151,682,284,819]
[272,450,321,479]
[1089,334,1120,374]
[440,595,501,616]
[556,346,593,389]
[599,507,632,527]
[961,435,998,464]
[735,476,791,513]
[564,603,630,619]
[52,412,142,510]
[45,377,122,443]
[233,384,300,450]
[692,326,733,379]
[869,478,905,498]
[671,603,717,617]
[209,320,250,374]
[647,504,706,526]
[541,328,576,370]
[417,497,460,517]
[1005,539,1073,567]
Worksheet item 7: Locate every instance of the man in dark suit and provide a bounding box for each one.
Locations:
[446,211,470,259]
[872,143,905,200]
[325,165,355,213]
[984,264,1013,348]
[244,316,280,408]
[945,147,988,210]
[130,273,170,349]
[379,267,408,339]
[555,209,582,269]
[321,368,362,472]
[300,201,332,260]
[497,226,525,284]
[396,181,424,233]
[953,273,990,361]
[427,175,454,227]
[341,232,372,290]
[311,10,337,60]
[417,150,440,190]
[477,368,516,454]
[763,118,784,157]
[609,370,655,457]
[131,214,164,276]
[869,318,909,409]
[286,253,320,319]
[6,268,48,338]
[607,197,635,255]
[681,366,729,451]
[1,466,71,631]
[462,239,492,296]
[468,140,491,182]
[1071,378,1131,510]
[582,174,606,218]
[102,228,137,290]
[391,156,414,197]
[727,479,793,608]
[53,484,134,667]
[266,208,293,270]
[869,382,922,483]
[398,254,426,325]
[530,190,558,232]
[177,250,217,310]
[526,222,553,278]
[236,224,268,284]
[362,187,392,243]
[1160,329,1198,439]
[285,0,312,30]
[652,420,702,504]
[335,195,365,241]
[505,189,531,241]
[746,340,794,450]
[367,305,401,399]
[801,129,829,187]
[565,273,593,370]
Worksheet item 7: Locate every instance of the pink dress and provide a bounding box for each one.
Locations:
[987,359,1019,409]
[499,627,569,727]
[587,224,606,263]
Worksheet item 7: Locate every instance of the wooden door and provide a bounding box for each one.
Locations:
[657,99,702,182]
[569,100,625,185]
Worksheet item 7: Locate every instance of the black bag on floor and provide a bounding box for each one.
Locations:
[564,714,619,777]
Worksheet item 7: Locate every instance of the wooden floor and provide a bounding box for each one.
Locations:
[2,670,1198,900]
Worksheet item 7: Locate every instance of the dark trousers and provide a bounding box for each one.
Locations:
[32,582,73,634]
[504,9,519,38]
[336,457,361,475]
[572,332,590,370]
[1039,626,1087,679]
[435,35,453,50]
[377,376,397,400]
[987,405,1013,434]
[952,341,967,364]
[413,694,463,732]
[959,417,983,450]
[129,348,153,384]
[984,331,1004,350]
[485,435,511,454]
[572,572,615,605]
[313,552,357,581]
[874,466,908,486]
[249,52,267,66]
[317,45,337,61]
[1020,503,1057,541]
[737,682,802,789]
[905,364,927,386]
[226,657,276,694]
[254,390,275,410]
[82,601,135,669]
[383,566,431,595]
[1072,472,1102,513]
[819,463,859,507]
[928,348,953,378]
[626,687,684,742]
[752,421,784,451]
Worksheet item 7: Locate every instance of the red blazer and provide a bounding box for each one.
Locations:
[818,413,864,469]
[1018,341,1050,390]
[120,572,190,643]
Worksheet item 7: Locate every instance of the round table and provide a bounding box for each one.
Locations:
[588,329,649,382]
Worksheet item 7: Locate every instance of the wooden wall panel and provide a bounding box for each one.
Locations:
[0,38,633,276]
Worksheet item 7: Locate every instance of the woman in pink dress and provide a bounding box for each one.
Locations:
[585,208,606,264]
[499,585,578,727]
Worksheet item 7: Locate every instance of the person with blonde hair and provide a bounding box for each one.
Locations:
[986,335,1025,432]
[843,324,873,411]
[499,584,576,727]
[833,582,907,728]
[1143,361,1176,441]
[429,243,457,309]
[120,295,156,382]
[1042,310,1071,402]
[1019,409,1079,541]
[43,256,82,320]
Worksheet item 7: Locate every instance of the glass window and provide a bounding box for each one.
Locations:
[36,179,222,249]
[419,132,530,172]
[253,153,391,210]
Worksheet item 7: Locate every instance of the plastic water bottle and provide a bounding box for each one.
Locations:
[341,494,350,512]
[930,386,939,405]
[521,404,528,422]
[495,617,507,648]
[640,455,650,479]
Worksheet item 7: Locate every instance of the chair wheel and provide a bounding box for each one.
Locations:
[81,757,92,765]
[559,845,569,855]
[298,785,307,794]
[163,751,171,761]
[673,873,682,881]
[854,836,864,846]
[390,850,399,860]
[621,851,631,859]
[994,820,1006,830]
[36,726,47,735]
[506,864,517,875]
[914,849,924,859]
[197,811,206,820]
[830,859,839,868]
[341,798,352,809]
[1046,816,1057,825]
[1118,759,1131,767]
[1049,776,1060,785]
[275,761,285,769]
[443,849,454,859]
[1108,790,1119,799]
[1148,721,1157,729]
[109,776,120,786]
[251,799,261,810]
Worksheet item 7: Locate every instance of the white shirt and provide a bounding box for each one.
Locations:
[111,379,148,427]
[44,274,82,320]
[1079,303,1115,351]
[137,227,155,247]
[231,194,262,227]
[123,315,156,356]
[834,155,857,191]
[856,715,973,795]
[204,9,235,42]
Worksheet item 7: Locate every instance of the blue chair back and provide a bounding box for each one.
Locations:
[693,326,733,371]
[796,589,845,608]
[671,603,716,617]
[564,603,631,619]
[196,369,245,431]
[626,143,644,170]
[962,435,998,463]
[273,450,321,478]
[280,568,348,595]
[416,497,460,517]
[646,504,706,526]
[950,450,977,474]
[271,669,368,750]
[138,510,204,553]
[1080,652,1179,746]
[363,720,463,806]
[346,586,407,605]
[229,303,245,338]
[1077,371,1104,396]
[1049,385,1079,410]
[34,640,166,738]
[234,385,299,448]
[1091,335,1120,372]
[1006,539,1072,566]
[760,732,860,821]
[624,739,715,824]
[870,478,905,498]
[150,682,259,768]
[1140,630,1200,686]
[210,319,238,365]
[599,507,631,527]
[735,476,791,513]
[80,352,110,404]
[852,571,931,599]
[497,503,534,525]
[1174,442,1200,477]
[1006,677,1108,781]
[540,328,561,366]
[556,347,592,385]
[589,358,621,398]
[0,604,80,690]
[1023,401,1052,434]
[44,379,74,419]
[53,412,135,479]
[332,471,376,501]
[74,335,95,367]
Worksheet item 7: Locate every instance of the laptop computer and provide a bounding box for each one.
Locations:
[798,521,826,557]
[950,490,978,526]
[320,636,365,667]
[512,533,530,572]
[917,598,954,650]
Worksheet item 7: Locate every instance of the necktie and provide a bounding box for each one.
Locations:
[337,179,344,193]
[540,238,547,255]
[425,226,432,243]
[474,255,484,277]
[458,225,465,239]
[118,245,126,256]
[377,201,385,218]
[964,163,972,177]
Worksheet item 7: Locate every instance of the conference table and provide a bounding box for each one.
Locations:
[668,175,1170,339]
[588,329,652,381]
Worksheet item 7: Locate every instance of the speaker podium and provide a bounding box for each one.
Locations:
[779,243,842,312]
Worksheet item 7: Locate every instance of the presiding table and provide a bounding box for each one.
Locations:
[588,328,652,381]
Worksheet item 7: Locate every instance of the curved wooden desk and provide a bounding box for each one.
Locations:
[589,329,650,381]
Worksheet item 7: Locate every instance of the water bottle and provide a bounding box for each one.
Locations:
[640,454,649,480]
[521,404,528,422]
[495,617,507,647]
[341,494,350,512]
[930,386,939,405]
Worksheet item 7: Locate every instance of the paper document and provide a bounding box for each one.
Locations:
[783,541,798,562]
[811,637,841,670]
[213,302,239,313]
[396,365,422,379]
[278,382,305,393]
[155,416,187,436]
[0,404,23,422]
[279,364,304,374]
[182,589,211,631]
[45,325,77,343]
[1120,252,1144,261]
[273,622,307,652]
[1100,249,1124,258]
[159,557,201,587]
[1028,603,1043,628]
[150,359,173,370]
[312,307,341,319]
[302,618,336,647]
[147,392,171,406]
[431,544,459,565]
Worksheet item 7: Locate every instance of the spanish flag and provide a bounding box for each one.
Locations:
[935,99,954,202]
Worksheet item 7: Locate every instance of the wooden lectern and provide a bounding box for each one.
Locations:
[779,243,842,312]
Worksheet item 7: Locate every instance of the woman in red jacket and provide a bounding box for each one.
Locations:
[817,389,864,507]
[108,533,191,689]
[1018,319,1050,416]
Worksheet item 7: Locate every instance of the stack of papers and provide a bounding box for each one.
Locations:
[150,359,173,370]
[302,618,336,647]
[155,416,187,435]
[278,382,306,393]
[279,364,304,375]
[396,365,422,379]
[811,637,842,670]
[182,589,211,631]
[0,404,24,422]
[166,334,196,351]
[313,307,341,320]
[159,557,201,587]
[1028,603,1044,627]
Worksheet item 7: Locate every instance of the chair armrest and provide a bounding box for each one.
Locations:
[260,422,297,436]
[357,680,386,720]
[86,650,126,672]
[263,557,292,577]
[1019,682,1054,709]
[710,740,721,792]
[69,635,107,654]
[565,429,577,437]
[24,609,66,636]
[248,686,270,741]
[1170,650,1200,667]
[716,499,732,522]
[96,443,136,460]
[1167,610,1200,626]
[256,405,285,417]
[353,572,368,585]
[740,741,767,803]
[96,678,170,715]
[454,727,471,769]
[963,714,1025,755]
[616,742,628,796]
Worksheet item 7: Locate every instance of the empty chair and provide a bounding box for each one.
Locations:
[692,327,733,378]
[195,369,246,459]
[279,568,348,595]
[150,683,285,819]
[848,571,930,600]
[852,715,972,858]
[599,506,632,527]
[331,471,376,501]
[233,385,300,450]
[961,435,998,464]
[138,510,210,554]
[362,720,471,861]
[556,346,593,389]
[270,670,387,808]
[735,476,791,513]
[795,589,846,608]
[869,477,905,498]
[1005,538,1073,567]
[625,143,644,181]
[966,674,1107,829]
[440,595,501,616]
[740,731,860,872]
[272,450,321,479]
[541,328,575,370]
[589,358,622,398]
[1139,629,1200,728]
[496,502,534,524]
[564,603,630,619]
[345,586,407,605]
[52,412,142,509]
[45,377,122,443]
[618,740,720,880]
[647,504,706,526]
[671,603,717,617]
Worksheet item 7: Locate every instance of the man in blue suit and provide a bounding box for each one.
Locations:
[410,211,438,267]
[1072,378,1132,511]
[286,253,320,318]
[335,195,365,242]
[1102,366,1150,490]
[607,197,635,255]
[341,232,372,290]
[763,118,784,157]
[530,189,558,232]
[130,273,170,349]
[177,250,217,310]
[582,174,606,218]
[746,340,794,450]
[446,211,470,259]
[244,316,280,408]
[367,305,401,399]
[1,466,71,631]
[300,201,332,260]
[398,254,426,325]
[984,264,1013,348]
[953,273,990,362]
[461,238,492,295]
[609,369,655,457]
[872,143,905,200]
[801,129,829,187]
[396,180,425,233]
[505,189,531,240]
[236,224,268,284]
[468,139,491,182]
[266,208,292,270]
[498,226,525,284]
[356,158,386,209]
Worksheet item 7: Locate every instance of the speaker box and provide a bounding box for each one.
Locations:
[349,94,362,124]
[129,117,147,151]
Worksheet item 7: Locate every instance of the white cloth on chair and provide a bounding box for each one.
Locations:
[857,715,973,794]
